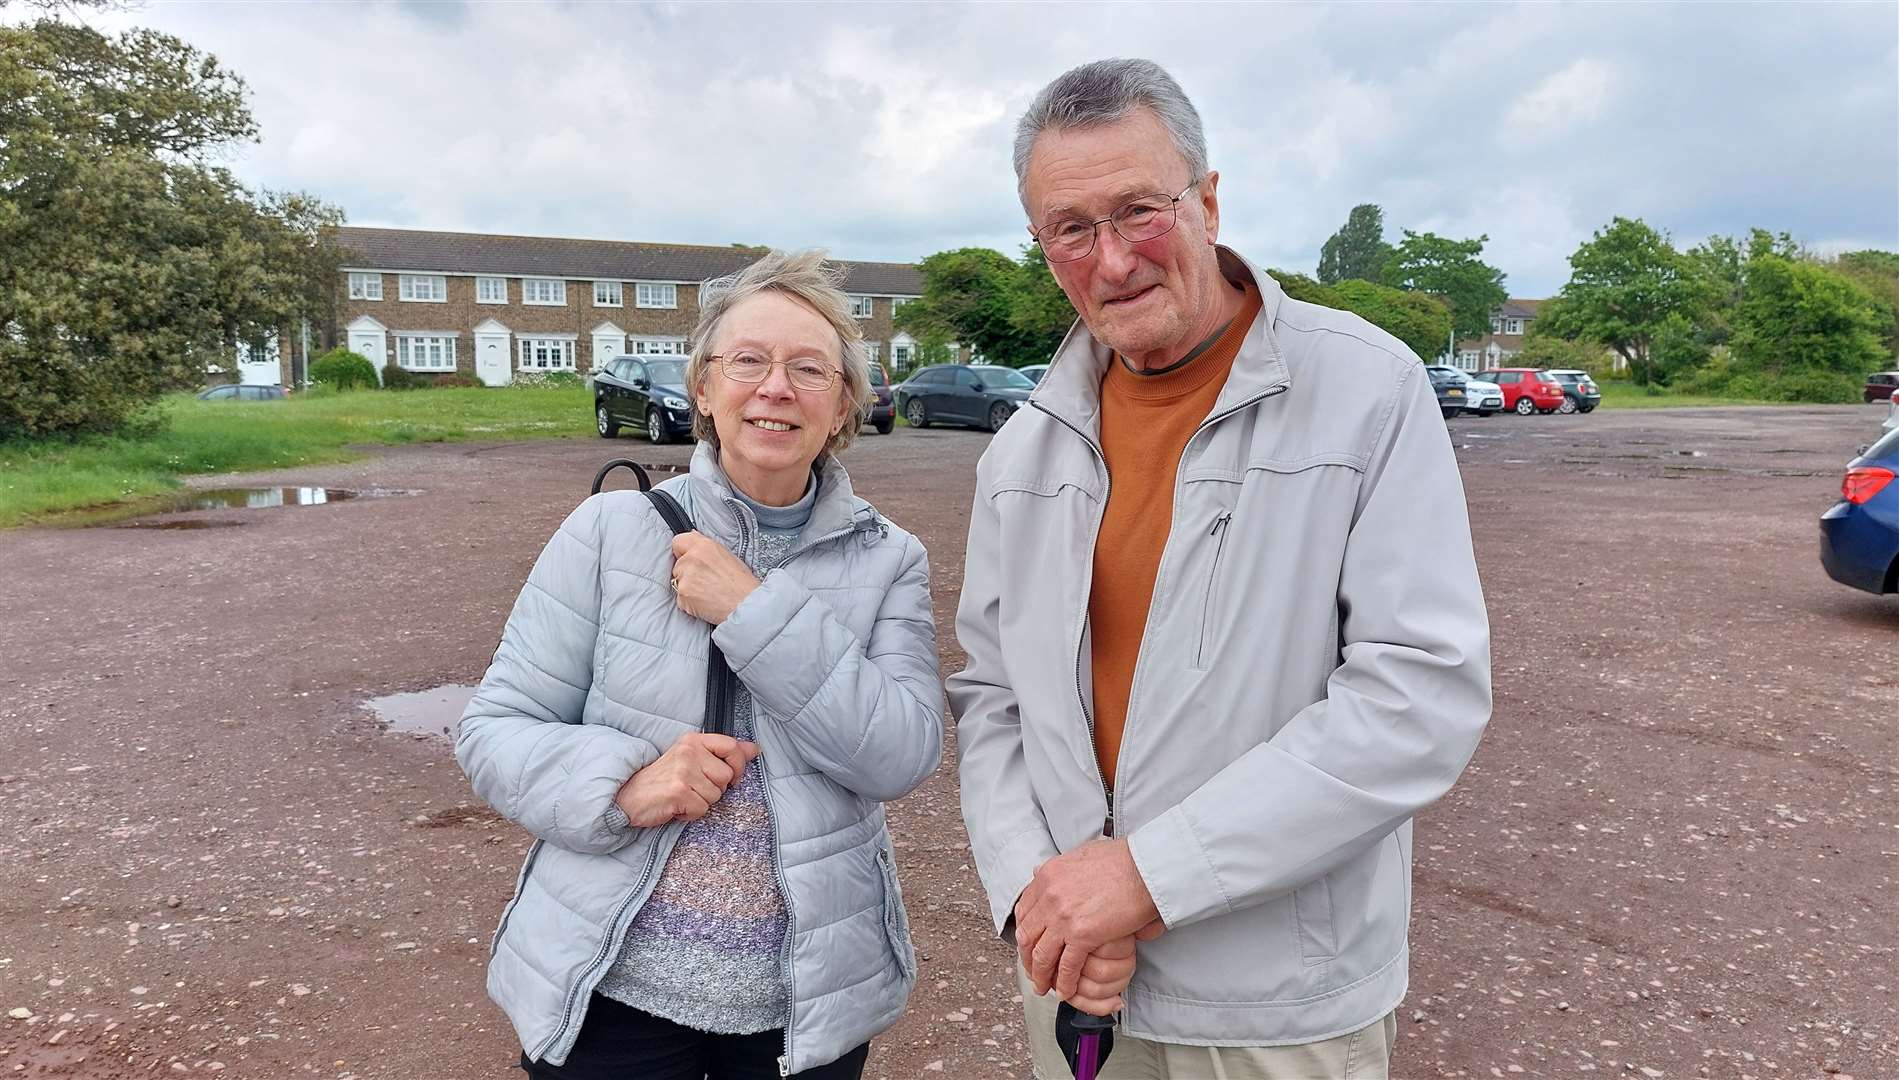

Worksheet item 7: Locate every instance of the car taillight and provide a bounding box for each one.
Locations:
[1843,467,1895,505]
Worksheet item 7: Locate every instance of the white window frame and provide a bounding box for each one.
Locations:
[630,336,688,356]
[1490,316,1502,333]
[891,343,914,367]
[518,336,577,371]
[522,278,567,306]
[395,333,458,372]
[476,276,507,305]
[849,295,874,319]
[348,272,383,301]
[398,274,446,303]
[863,341,881,363]
[594,280,623,307]
[1505,318,1523,335]
[635,282,678,309]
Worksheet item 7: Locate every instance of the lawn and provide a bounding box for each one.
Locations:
[0,384,593,527]
[1594,382,1808,409]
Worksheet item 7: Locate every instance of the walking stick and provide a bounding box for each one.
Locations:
[1056,1002,1116,1080]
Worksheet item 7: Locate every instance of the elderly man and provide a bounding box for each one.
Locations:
[949,59,1492,1079]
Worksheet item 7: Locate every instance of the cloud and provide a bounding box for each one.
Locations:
[74,1,1899,296]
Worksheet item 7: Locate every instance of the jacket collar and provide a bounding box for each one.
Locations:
[1030,247,1291,444]
[683,441,877,551]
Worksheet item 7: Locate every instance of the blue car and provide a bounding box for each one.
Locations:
[1819,424,1899,594]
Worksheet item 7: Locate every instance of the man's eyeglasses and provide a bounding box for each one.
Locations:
[710,350,841,393]
[1029,180,1201,264]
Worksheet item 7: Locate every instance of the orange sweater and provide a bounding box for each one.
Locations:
[1089,284,1261,790]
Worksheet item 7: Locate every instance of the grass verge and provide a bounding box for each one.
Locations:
[1595,383,1814,409]
[0,385,592,527]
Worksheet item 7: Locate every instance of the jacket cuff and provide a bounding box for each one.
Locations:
[712,569,806,672]
[979,826,1061,937]
[1128,805,1232,929]
[602,803,630,834]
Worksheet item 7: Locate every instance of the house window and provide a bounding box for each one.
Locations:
[519,337,576,371]
[891,343,914,367]
[1505,318,1523,335]
[398,274,446,302]
[893,297,913,310]
[594,280,623,307]
[849,295,874,319]
[863,341,881,363]
[476,276,507,304]
[348,272,383,301]
[1459,350,1480,367]
[396,334,457,372]
[630,337,687,355]
[1490,316,1502,333]
[522,278,566,306]
[635,282,677,309]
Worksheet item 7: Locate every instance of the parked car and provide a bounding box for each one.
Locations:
[1546,369,1602,413]
[1425,365,1503,416]
[1481,367,1568,415]
[1864,371,1899,403]
[1425,366,1469,420]
[1886,395,1899,432]
[196,384,286,401]
[1819,423,1899,594]
[594,354,691,443]
[865,362,894,435]
[894,363,1034,432]
[1020,363,1050,385]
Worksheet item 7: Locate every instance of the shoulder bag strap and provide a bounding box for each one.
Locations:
[642,489,738,738]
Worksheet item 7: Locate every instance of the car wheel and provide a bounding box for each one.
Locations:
[1579,403,1597,413]
[1441,408,1460,421]
[597,402,620,438]
[1514,397,1535,415]
[905,399,930,429]
[646,406,670,445]
[989,402,1013,433]
[874,417,894,435]
[1558,397,1578,414]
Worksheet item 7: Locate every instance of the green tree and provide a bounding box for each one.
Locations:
[894,246,1064,366]
[1831,249,1899,358]
[1543,217,1705,386]
[1317,204,1395,285]
[1267,271,1452,360]
[1008,244,1077,358]
[1380,230,1508,343]
[0,19,343,439]
[1729,253,1889,379]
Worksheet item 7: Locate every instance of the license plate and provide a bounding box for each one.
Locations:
[1448,389,1463,397]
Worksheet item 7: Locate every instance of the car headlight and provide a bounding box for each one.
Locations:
[663,396,688,410]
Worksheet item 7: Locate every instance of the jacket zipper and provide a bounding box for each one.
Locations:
[1195,511,1233,668]
[1028,401,1116,836]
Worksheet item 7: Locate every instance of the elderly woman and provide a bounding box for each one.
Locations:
[456,250,943,1080]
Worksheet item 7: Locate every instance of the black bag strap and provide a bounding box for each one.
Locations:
[642,489,738,739]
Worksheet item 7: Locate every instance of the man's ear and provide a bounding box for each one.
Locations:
[1200,170,1221,245]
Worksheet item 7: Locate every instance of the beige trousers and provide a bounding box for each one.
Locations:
[1018,968,1397,1080]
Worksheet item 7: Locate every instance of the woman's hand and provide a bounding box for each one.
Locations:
[613,732,760,828]
[669,532,759,625]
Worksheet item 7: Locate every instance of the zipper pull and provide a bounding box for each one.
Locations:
[1103,790,1115,837]
[1209,510,1232,535]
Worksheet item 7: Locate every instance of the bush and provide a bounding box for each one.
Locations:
[435,372,481,388]
[309,348,379,390]
[512,370,584,389]
[380,363,421,391]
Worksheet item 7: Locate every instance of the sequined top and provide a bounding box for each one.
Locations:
[594,475,815,1034]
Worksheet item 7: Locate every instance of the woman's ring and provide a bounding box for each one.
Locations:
[671,577,681,592]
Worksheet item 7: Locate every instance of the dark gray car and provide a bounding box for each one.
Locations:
[894,364,1033,432]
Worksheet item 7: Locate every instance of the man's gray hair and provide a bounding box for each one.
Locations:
[686,249,872,454]
[1012,58,1208,213]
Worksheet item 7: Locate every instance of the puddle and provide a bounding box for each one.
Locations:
[1674,450,1707,458]
[362,684,477,739]
[115,519,249,531]
[64,487,415,528]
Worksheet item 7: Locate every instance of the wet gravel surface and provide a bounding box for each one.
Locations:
[1,404,1894,1079]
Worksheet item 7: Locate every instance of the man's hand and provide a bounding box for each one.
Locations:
[1014,837,1162,1000]
[1063,934,1137,1016]
[670,532,759,625]
[614,732,759,828]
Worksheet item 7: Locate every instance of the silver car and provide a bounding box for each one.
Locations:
[1426,365,1503,416]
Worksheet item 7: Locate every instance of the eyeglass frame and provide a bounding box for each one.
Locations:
[707,351,844,393]
[1027,179,1204,264]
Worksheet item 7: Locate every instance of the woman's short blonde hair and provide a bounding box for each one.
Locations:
[685,249,873,454]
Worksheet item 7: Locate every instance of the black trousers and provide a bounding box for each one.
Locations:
[521,994,870,1080]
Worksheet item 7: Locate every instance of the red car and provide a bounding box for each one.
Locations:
[1864,371,1899,403]
[1481,367,1568,415]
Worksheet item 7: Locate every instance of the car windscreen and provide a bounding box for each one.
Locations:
[974,367,1034,389]
[869,363,888,387]
[1866,425,1899,461]
[645,360,687,385]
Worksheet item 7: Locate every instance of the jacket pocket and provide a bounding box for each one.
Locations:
[1193,511,1233,669]
[489,838,545,958]
[876,845,918,981]
[1292,875,1337,966]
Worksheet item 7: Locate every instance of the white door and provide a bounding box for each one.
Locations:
[237,334,282,385]
[476,334,512,386]
[347,328,385,367]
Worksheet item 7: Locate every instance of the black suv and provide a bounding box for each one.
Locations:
[893,364,1033,432]
[594,355,692,443]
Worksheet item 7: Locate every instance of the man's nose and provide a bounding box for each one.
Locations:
[1092,222,1142,280]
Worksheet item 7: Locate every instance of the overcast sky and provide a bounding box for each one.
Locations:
[81,1,1899,297]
